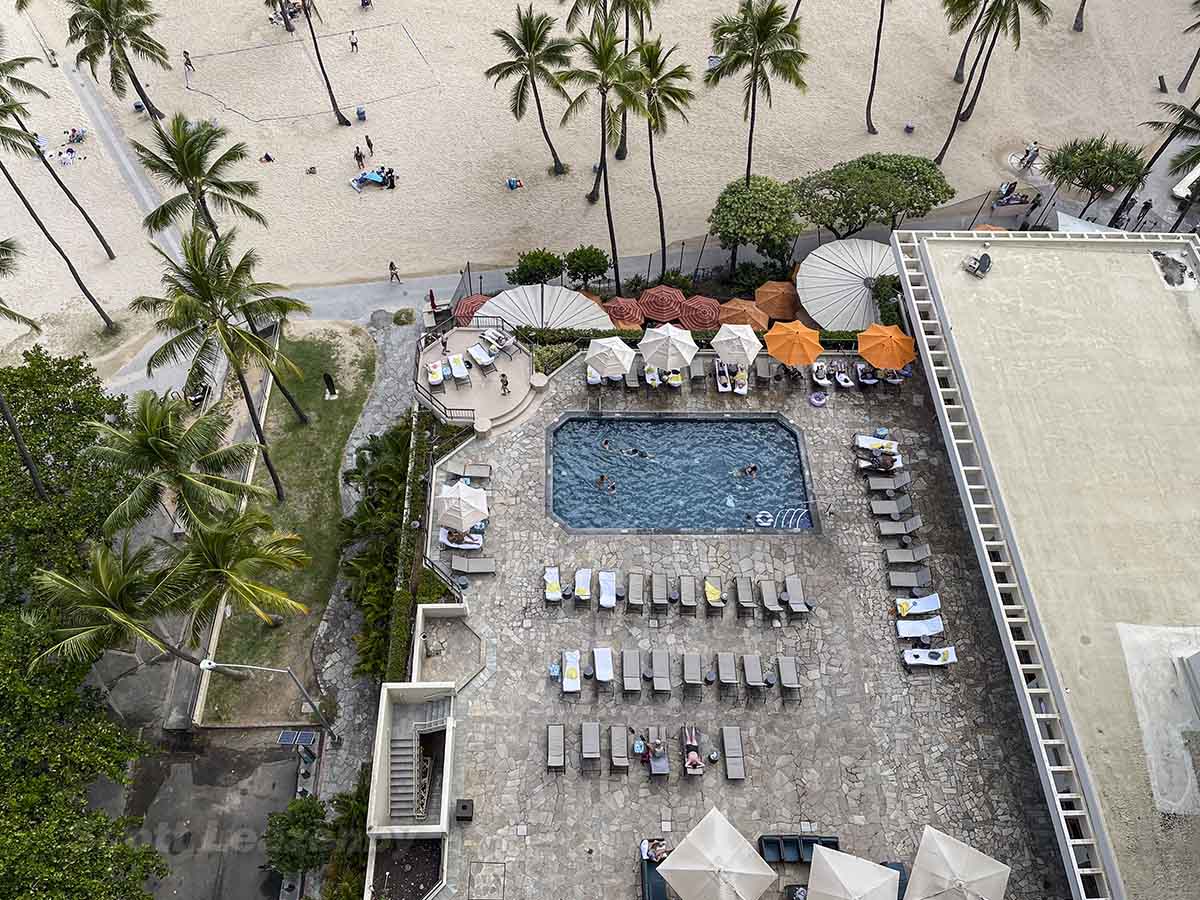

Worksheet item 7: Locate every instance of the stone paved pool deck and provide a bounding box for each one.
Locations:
[428,354,1071,900]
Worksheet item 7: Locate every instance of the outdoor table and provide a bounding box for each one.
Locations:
[890,512,902,521]
[616,585,626,600]
[765,672,778,689]
[456,576,468,589]
[643,669,654,681]
[669,589,680,603]
[562,585,573,600]
[900,535,913,546]
[583,664,595,679]
[704,671,717,685]
[912,587,926,598]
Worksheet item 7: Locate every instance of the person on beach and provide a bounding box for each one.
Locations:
[183,51,195,86]
[389,261,400,283]
[500,373,510,396]
[365,134,374,156]
[354,146,365,169]
[349,30,359,52]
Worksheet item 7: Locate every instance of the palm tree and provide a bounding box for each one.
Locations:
[0,29,115,259]
[945,0,988,84]
[1145,100,1200,229]
[131,229,312,502]
[1108,96,1200,226]
[1072,0,1086,32]
[66,0,171,122]
[1039,135,1144,217]
[1172,181,1200,232]
[297,0,350,126]
[485,6,573,176]
[264,0,295,33]
[705,0,808,187]
[635,38,693,280]
[864,0,889,135]
[0,237,47,500]
[0,101,115,330]
[89,390,270,535]
[789,0,801,22]
[613,0,655,160]
[560,14,644,295]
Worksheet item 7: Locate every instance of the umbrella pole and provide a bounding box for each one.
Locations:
[693,234,708,281]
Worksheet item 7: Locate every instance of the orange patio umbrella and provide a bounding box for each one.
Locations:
[857,323,916,370]
[765,321,824,367]
[718,298,769,331]
[754,281,798,322]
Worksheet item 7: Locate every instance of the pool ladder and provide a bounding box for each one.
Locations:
[763,507,811,529]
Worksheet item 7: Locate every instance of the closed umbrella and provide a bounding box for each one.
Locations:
[638,285,686,322]
[906,825,1010,900]
[711,323,762,366]
[585,337,635,377]
[679,294,722,330]
[604,297,644,329]
[765,321,823,367]
[718,298,770,332]
[754,281,799,321]
[857,323,915,370]
[657,807,777,900]
[808,846,899,900]
[436,482,488,531]
[639,324,698,370]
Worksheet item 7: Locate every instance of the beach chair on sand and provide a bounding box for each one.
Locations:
[652,649,671,694]
[722,726,745,780]
[679,575,698,615]
[544,566,563,603]
[889,566,932,590]
[897,616,944,640]
[652,573,669,614]
[599,570,617,610]
[704,575,725,615]
[896,593,940,617]
[574,567,593,605]
[886,543,931,565]
[547,724,565,770]
[611,725,629,771]
[904,646,957,667]
[778,655,802,703]
[627,573,645,613]
[622,649,641,694]
[878,515,923,537]
[735,576,756,620]
[871,494,912,517]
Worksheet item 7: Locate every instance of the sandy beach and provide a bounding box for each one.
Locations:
[0,0,1196,366]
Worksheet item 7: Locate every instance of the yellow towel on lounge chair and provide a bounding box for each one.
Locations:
[705,581,721,603]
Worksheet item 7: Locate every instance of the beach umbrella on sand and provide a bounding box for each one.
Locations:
[679,295,721,330]
[857,323,915,370]
[718,298,769,332]
[711,324,762,366]
[436,482,488,531]
[453,293,488,326]
[754,281,798,322]
[638,285,686,322]
[585,337,635,377]
[808,846,899,900]
[765,321,823,367]
[657,807,777,900]
[639,324,697,370]
[797,238,897,331]
[604,297,644,329]
[906,826,1010,900]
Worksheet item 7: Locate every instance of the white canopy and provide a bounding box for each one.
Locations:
[472,284,612,330]
[585,336,635,377]
[711,323,762,366]
[808,846,899,900]
[638,324,698,371]
[657,808,777,900]
[906,825,1011,900]
[436,481,488,531]
[796,238,897,331]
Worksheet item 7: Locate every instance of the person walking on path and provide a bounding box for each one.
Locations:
[349,30,359,52]
[440,335,449,355]
[354,145,365,169]
[365,134,374,156]
[183,51,196,87]
[500,373,510,396]
[1134,199,1153,230]
[389,261,400,283]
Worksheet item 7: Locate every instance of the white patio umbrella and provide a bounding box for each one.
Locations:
[638,324,698,371]
[585,336,635,377]
[711,323,762,366]
[906,826,1011,900]
[796,238,898,331]
[436,482,488,531]
[656,807,777,900]
[808,846,899,900]
[472,284,613,330]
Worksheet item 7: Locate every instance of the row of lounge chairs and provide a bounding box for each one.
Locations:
[543,568,812,621]
[546,722,750,779]
[559,648,804,702]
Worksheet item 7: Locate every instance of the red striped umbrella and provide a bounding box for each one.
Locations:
[637,285,686,323]
[453,293,488,326]
[679,295,721,330]
[604,297,644,329]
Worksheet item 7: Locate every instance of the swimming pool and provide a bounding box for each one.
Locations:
[548,413,816,533]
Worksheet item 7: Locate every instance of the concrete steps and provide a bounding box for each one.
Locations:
[389,736,416,818]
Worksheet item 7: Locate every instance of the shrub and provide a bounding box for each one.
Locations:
[514,325,643,347]
[265,796,330,875]
[708,176,802,271]
[729,261,785,297]
[871,273,903,326]
[321,765,371,900]
[564,245,610,290]
[533,342,579,374]
[392,308,415,326]
[621,273,648,296]
[656,269,694,294]
[505,248,564,286]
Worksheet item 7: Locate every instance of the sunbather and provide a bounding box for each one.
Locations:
[683,726,704,772]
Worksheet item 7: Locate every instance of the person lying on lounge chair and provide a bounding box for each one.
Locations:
[683,726,704,772]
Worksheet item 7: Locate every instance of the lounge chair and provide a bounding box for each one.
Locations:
[721,726,745,780]
[679,575,697,615]
[800,836,841,863]
[871,494,912,517]
[594,647,614,694]
[622,649,642,693]
[651,573,669,614]
[755,356,773,386]
[735,576,755,620]
[717,652,737,698]
[680,725,705,776]
[896,593,941,617]
[646,726,670,776]
[778,655,802,703]
[468,342,497,375]
[582,722,601,772]
[640,855,669,900]
[886,543,931,565]
[683,652,702,695]
[544,566,563,603]
[855,362,879,387]
[651,649,671,694]
[759,836,784,864]
[689,359,707,389]
[611,725,629,771]
[780,835,802,864]
[857,453,905,472]
[624,363,640,390]
[878,514,923,537]
[759,580,783,618]
[598,570,617,610]
[897,615,944,639]
[586,364,602,388]
[811,360,832,388]
[904,646,957,667]
[574,567,593,605]
[561,649,582,694]
[627,572,646,613]
[704,575,725,615]
[547,724,565,770]
[867,471,912,492]
[743,654,766,700]
[833,361,855,389]
[451,555,496,574]
[889,566,932,589]
[855,434,900,454]
[783,575,810,616]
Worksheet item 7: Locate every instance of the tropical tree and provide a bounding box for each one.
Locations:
[613,0,655,160]
[635,38,693,280]
[1172,181,1200,232]
[1107,97,1200,226]
[705,0,809,187]
[131,229,312,501]
[0,237,46,500]
[1073,0,1086,32]
[560,14,644,295]
[297,0,350,126]
[89,390,269,534]
[132,113,265,239]
[708,175,800,274]
[864,0,889,135]
[66,0,171,121]
[264,0,295,33]
[945,0,988,84]
[0,29,115,259]
[265,796,331,874]
[1039,136,1145,217]
[0,100,115,330]
[485,6,573,176]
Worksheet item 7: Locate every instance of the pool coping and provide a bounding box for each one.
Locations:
[543,410,823,536]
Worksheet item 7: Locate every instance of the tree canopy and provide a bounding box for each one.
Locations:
[264,795,331,874]
[707,175,801,267]
[1040,135,1145,215]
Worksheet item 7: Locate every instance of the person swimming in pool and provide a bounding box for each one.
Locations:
[600,438,612,451]
[607,480,617,495]
[741,463,759,478]
[596,474,608,489]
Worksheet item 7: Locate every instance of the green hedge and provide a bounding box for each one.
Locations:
[532,342,580,374]
[871,273,903,327]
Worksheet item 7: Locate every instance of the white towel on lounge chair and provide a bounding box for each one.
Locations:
[897,615,944,639]
[574,568,592,600]
[562,649,581,693]
[449,354,469,381]
[904,646,957,667]
[896,593,940,616]
[544,566,562,602]
[586,365,602,385]
[598,570,617,609]
[593,647,613,686]
[855,434,899,453]
[468,343,495,366]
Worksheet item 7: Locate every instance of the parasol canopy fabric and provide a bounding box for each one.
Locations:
[656,808,778,900]
[473,284,612,330]
[796,238,897,331]
[905,825,1010,900]
[638,324,698,370]
[765,321,824,366]
[604,297,644,328]
[807,846,899,900]
[856,323,916,370]
[436,481,488,531]
[585,337,635,377]
[754,281,799,321]
[638,285,687,323]
[711,324,762,366]
[453,293,488,326]
[718,298,769,331]
[679,295,722,330]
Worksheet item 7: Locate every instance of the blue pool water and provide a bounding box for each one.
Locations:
[550,415,813,531]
